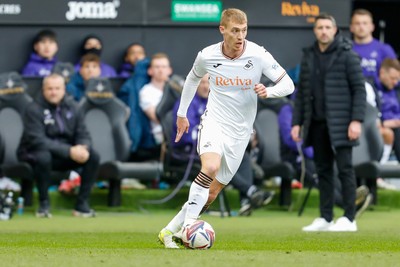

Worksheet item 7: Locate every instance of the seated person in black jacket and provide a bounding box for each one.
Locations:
[18,73,100,218]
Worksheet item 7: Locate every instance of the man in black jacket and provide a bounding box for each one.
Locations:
[18,73,99,218]
[291,13,366,232]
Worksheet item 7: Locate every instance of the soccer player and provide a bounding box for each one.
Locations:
[21,29,59,77]
[66,53,101,101]
[158,8,294,248]
[350,9,397,81]
[351,9,398,189]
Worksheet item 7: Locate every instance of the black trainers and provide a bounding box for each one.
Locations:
[262,191,275,206]
[239,198,252,216]
[73,201,95,218]
[36,200,52,218]
[250,190,275,209]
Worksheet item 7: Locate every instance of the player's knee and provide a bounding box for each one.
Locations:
[201,163,220,178]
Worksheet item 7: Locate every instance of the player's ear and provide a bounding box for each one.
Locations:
[219,25,225,34]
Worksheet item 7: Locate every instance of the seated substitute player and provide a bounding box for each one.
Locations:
[74,34,117,78]
[21,29,59,77]
[158,8,294,248]
[66,53,101,101]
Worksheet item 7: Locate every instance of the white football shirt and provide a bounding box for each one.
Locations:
[191,40,286,139]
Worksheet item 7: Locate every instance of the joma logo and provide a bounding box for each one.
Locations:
[66,0,119,21]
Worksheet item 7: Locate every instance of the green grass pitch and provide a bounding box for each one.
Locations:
[1,208,400,267]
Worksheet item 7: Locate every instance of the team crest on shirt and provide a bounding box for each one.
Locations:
[43,109,55,125]
[243,60,254,70]
[370,51,378,58]
[203,141,212,148]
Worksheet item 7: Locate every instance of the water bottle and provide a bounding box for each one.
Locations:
[17,197,24,215]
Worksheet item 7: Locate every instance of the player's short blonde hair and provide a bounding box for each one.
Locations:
[220,8,247,27]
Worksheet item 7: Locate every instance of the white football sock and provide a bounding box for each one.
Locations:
[165,202,187,233]
[380,144,393,164]
[184,182,209,226]
[246,185,258,198]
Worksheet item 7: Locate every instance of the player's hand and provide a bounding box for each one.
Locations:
[348,120,362,140]
[254,83,268,98]
[175,116,190,143]
[291,125,302,142]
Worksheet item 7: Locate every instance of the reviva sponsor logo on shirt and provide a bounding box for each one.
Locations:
[215,76,252,90]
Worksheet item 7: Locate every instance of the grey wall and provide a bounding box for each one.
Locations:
[0,0,353,76]
[0,25,329,76]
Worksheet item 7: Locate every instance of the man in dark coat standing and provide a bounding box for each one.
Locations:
[18,73,100,218]
[291,13,366,232]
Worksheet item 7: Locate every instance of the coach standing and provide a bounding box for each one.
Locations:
[291,13,366,232]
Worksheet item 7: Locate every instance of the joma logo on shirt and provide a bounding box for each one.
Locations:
[215,76,252,86]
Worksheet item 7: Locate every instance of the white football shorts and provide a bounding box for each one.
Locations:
[197,112,249,185]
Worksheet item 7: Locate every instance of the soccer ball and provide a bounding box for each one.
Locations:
[182,220,215,249]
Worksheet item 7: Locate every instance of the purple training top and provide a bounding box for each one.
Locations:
[352,38,396,80]
[21,52,57,77]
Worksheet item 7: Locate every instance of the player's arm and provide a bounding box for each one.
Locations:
[176,51,206,142]
[254,73,294,98]
[255,49,294,98]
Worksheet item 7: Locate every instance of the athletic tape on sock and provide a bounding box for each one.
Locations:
[194,171,213,189]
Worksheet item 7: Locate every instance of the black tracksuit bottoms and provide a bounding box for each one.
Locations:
[310,121,356,222]
[27,148,100,206]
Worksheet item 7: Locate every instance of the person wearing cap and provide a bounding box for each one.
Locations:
[18,73,99,218]
[74,34,117,78]
[21,29,59,77]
